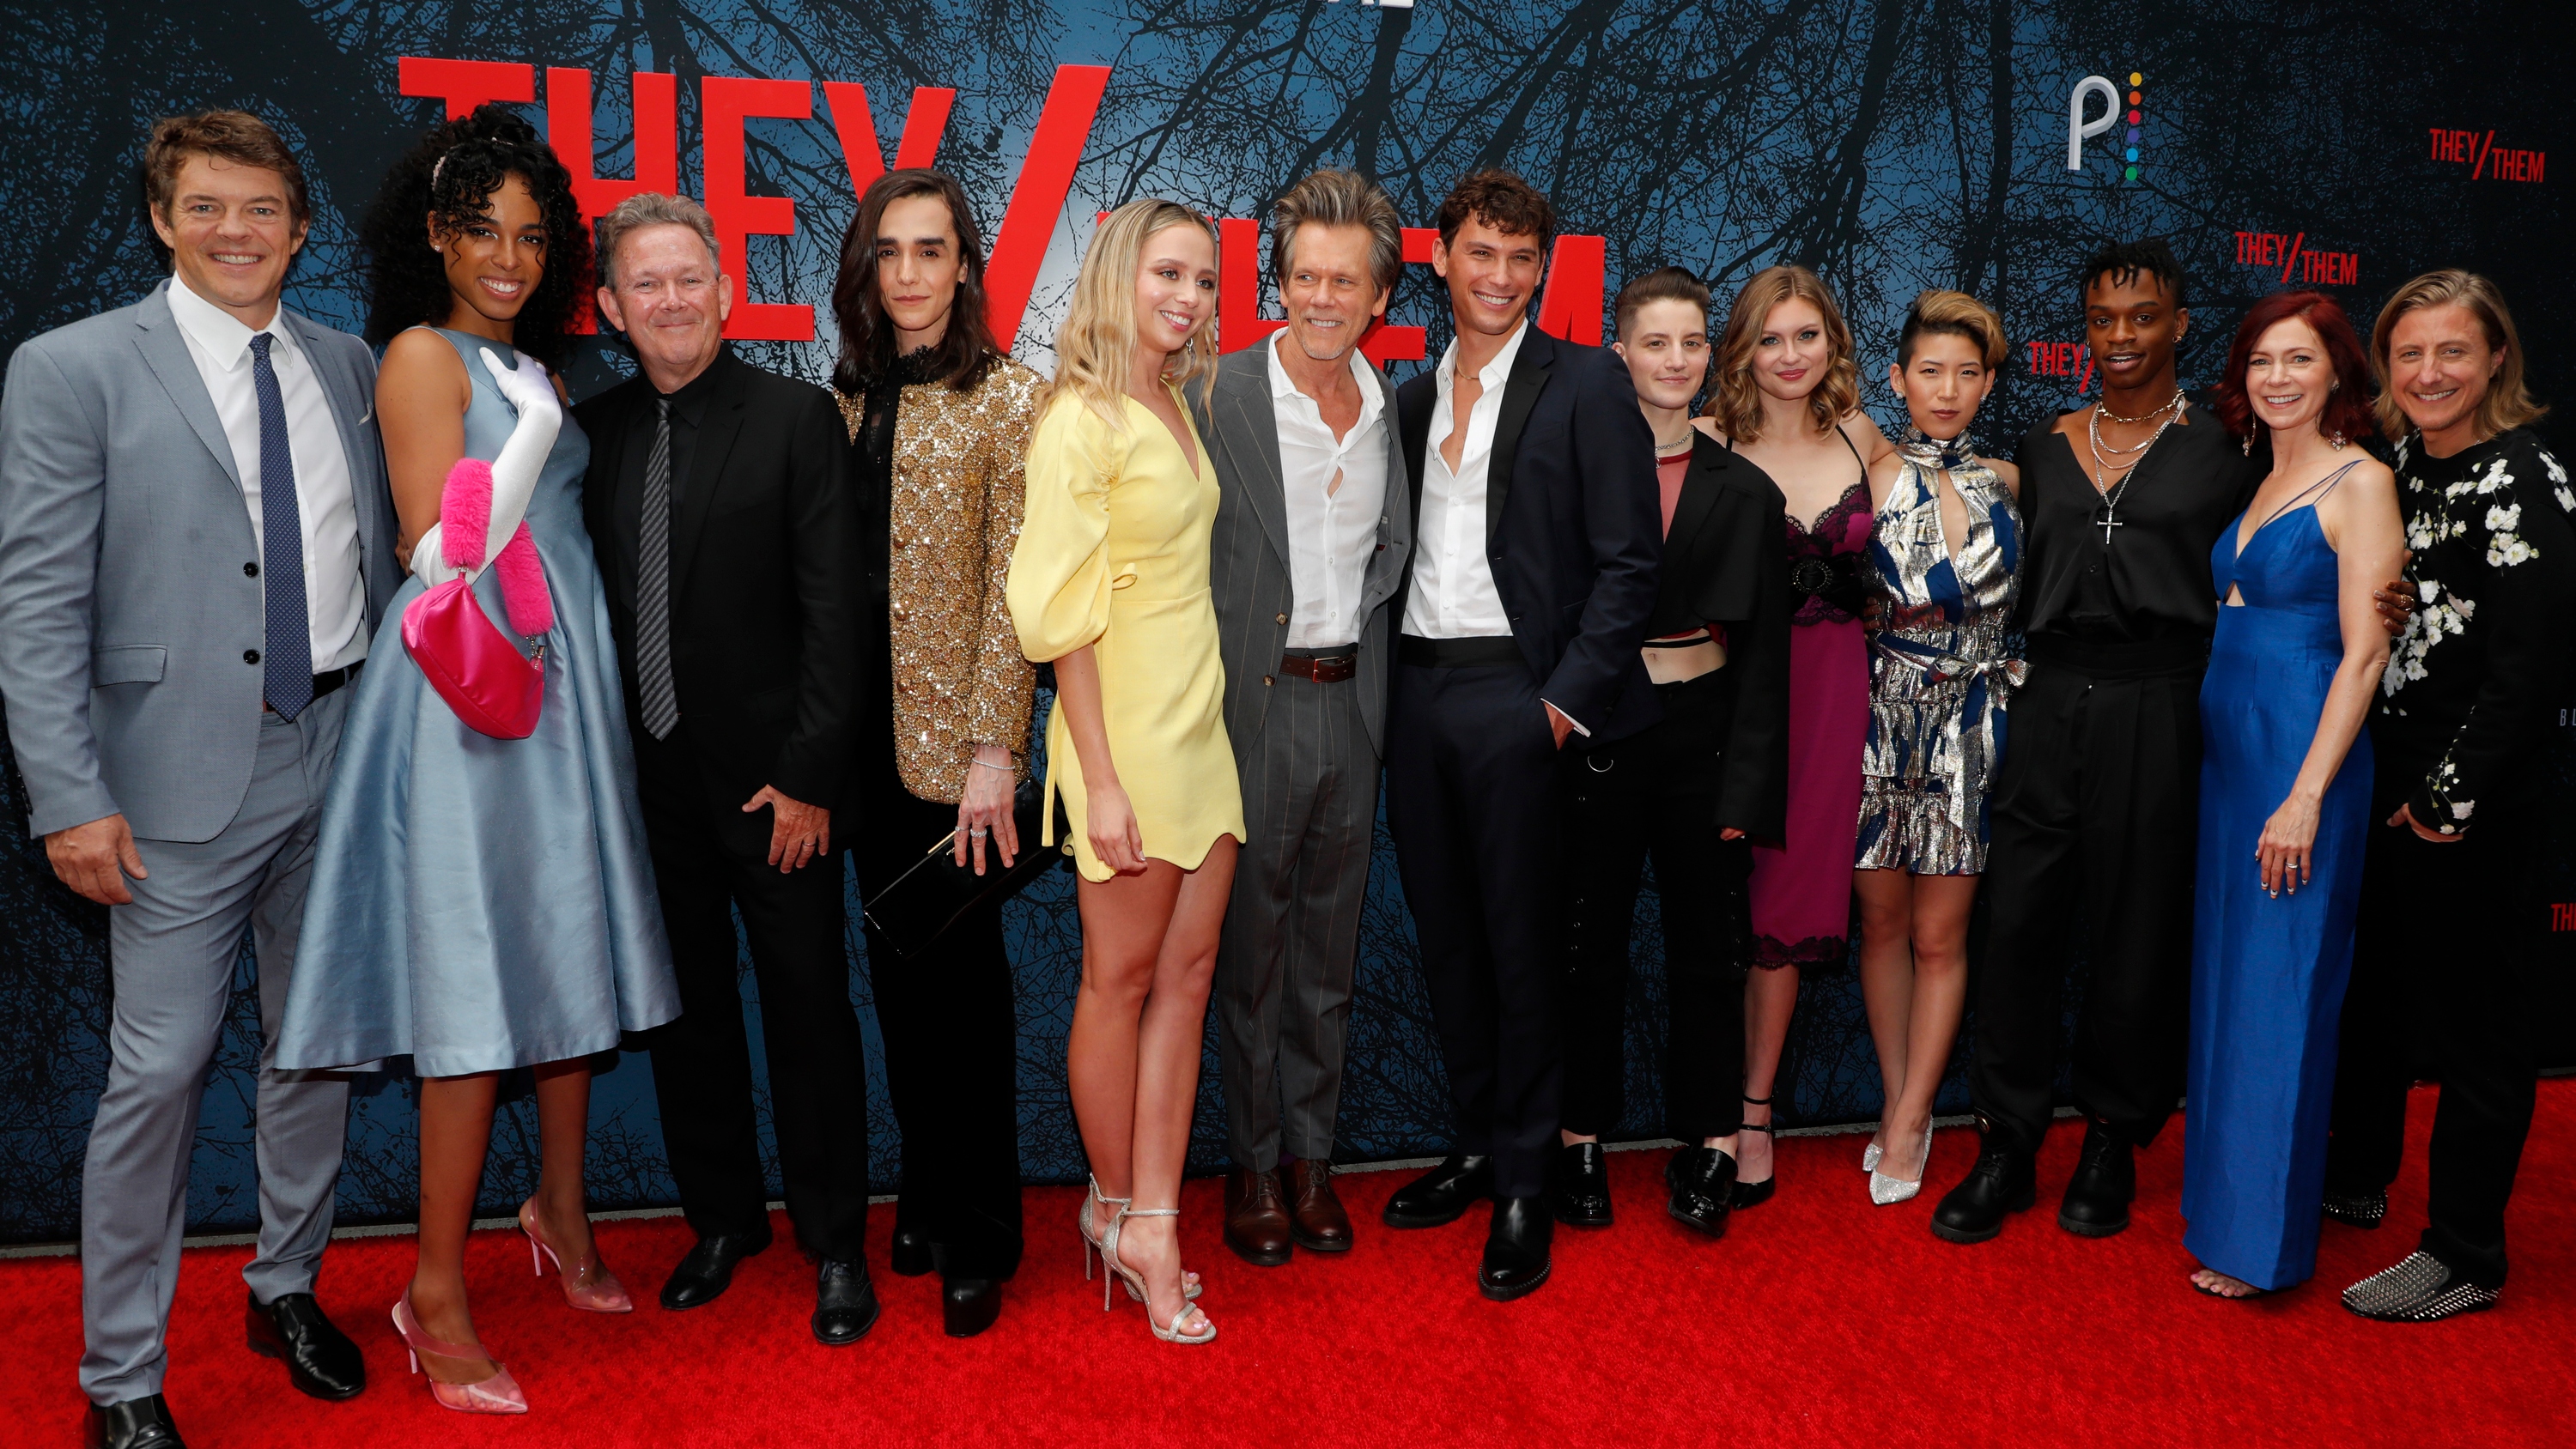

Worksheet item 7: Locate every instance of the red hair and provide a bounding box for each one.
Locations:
[2212,290,2378,446]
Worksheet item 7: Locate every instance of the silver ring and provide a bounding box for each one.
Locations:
[970,827,988,837]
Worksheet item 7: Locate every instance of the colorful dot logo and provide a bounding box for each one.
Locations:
[2126,71,2143,182]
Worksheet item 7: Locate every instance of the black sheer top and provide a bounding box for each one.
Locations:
[849,349,933,757]
[2012,400,2263,652]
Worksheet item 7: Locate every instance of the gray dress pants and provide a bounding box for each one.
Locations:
[1214,670,1376,1172]
[80,689,351,1404]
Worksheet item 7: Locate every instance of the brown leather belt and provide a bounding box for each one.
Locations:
[1277,652,1358,684]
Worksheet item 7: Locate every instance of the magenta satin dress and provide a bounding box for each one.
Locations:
[1748,478,1873,968]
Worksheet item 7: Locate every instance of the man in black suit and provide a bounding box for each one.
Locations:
[577,193,875,1344]
[1377,170,1661,1299]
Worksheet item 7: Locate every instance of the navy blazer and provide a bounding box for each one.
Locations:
[1395,324,1663,741]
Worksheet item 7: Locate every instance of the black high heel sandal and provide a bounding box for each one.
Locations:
[1732,1095,1777,1210]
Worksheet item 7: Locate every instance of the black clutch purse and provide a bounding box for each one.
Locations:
[860,779,1072,961]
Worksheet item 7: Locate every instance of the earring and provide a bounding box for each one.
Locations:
[2330,432,2348,450]
[2241,432,2253,458]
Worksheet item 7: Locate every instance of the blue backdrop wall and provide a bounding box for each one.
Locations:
[3,0,2570,1240]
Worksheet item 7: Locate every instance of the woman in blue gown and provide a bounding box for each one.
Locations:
[2184,292,2403,1298]
[276,109,676,1410]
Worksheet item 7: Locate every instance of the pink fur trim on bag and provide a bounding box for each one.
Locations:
[495,524,554,637]
[440,458,494,571]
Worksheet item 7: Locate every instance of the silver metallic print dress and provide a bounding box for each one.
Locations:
[1855,440,2022,876]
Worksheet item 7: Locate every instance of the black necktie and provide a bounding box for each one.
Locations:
[249,333,313,718]
[635,397,678,739]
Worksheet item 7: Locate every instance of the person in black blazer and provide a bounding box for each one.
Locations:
[575,194,877,1345]
[1549,268,1789,1241]
[1376,171,1661,1300]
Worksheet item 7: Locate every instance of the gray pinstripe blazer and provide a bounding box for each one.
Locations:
[1194,343,1412,761]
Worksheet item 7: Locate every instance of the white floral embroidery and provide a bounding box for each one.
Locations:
[2486,535,2536,568]
[2486,502,2521,531]
[2543,449,2567,485]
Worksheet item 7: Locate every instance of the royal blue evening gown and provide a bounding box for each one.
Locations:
[2182,464,2371,1290]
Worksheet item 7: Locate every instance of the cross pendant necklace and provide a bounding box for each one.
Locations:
[2093,504,2126,545]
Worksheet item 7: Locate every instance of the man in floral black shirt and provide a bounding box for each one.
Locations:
[2330,271,2575,1323]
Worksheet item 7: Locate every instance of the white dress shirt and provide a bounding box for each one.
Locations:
[1267,332,1388,650]
[166,274,369,672]
[1401,320,1526,640]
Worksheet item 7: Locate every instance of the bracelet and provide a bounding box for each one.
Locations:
[970,756,1014,774]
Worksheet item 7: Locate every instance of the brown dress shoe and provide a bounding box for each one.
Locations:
[1224,1167,1293,1266]
[1289,1159,1354,1252]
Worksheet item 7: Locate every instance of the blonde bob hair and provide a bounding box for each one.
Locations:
[1704,264,1860,444]
[1040,197,1220,427]
[2369,269,2549,443]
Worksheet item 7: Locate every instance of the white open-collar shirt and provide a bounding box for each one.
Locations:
[1401,318,1526,640]
[1266,330,1388,651]
[166,273,369,673]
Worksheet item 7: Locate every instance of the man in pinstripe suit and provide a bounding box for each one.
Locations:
[1195,170,1413,1266]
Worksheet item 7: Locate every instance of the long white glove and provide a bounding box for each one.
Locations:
[411,349,562,585]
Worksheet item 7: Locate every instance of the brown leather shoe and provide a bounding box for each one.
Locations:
[1224,1167,1293,1266]
[1288,1158,1354,1252]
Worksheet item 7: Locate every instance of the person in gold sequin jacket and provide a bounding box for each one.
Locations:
[829,168,1041,1337]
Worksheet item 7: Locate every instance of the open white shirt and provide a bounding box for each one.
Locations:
[1402,320,1524,640]
[1267,331,1388,650]
[166,273,368,673]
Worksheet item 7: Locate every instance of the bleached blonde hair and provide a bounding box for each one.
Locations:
[1039,197,1221,427]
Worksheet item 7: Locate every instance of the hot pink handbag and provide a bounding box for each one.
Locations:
[402,458,555,739]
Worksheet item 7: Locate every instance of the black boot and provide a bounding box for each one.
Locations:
[890,1227,936,1276]
[1546,1142,1613,1227]
[1665,1147,1736,1239]
[942,1276,1002,1337]
[1479,1197,1554,1301]
[1929,1124,2036,1245]
[2057,1117,2135,1237]
[1382,1153,1493,1228]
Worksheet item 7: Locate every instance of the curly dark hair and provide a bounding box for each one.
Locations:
[1434,168,1556,249]
[359,104,589,368]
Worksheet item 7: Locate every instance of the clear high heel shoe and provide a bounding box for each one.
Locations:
[519,1197,634,1313]
[391,1290,527,1414]
[1079,1175,1200,1303]
[1102,1205,1215,1344]
[1869,1124,1936,1206]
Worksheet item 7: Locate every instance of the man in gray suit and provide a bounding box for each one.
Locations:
[0,112,396,1449]
[1197,169,1413,1267]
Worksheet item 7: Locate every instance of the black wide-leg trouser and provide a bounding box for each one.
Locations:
[2325,761,2540,1288]
[1385,658,1567,1201]
[1558,670,1752,1143]
[1968,652,2203,1153]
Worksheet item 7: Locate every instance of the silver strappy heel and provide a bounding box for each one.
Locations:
[1103,1205,1215,1344]
[1079,1175,1199,1304]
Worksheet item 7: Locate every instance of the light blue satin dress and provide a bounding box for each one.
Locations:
[2182,463,2371,1290]
[277,328,677,1076]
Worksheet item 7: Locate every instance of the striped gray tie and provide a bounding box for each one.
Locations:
[635,397,678,739]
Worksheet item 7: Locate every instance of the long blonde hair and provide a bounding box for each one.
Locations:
[2369,268,2549,443]
[1704,264,1860,444]
[1040,198,1220,427]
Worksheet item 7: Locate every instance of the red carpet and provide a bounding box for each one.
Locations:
[7,1082,2569,1447]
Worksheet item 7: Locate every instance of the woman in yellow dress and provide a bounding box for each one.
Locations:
[1007,198,1243,1344]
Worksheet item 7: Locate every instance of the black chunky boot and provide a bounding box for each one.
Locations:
[2057,1117,2136,1238]
[1929,1120,2036,1245]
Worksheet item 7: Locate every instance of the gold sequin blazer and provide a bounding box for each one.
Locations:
[836,358,1042,804]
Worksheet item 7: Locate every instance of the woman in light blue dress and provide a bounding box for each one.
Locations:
[276,108,675,1412]
[2184,292,2401,1299]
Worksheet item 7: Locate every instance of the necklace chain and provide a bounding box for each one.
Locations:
[2096,389,2186,427]
[2085,395,2187,545]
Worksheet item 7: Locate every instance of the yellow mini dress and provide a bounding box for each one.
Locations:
[1006,389,1245,882]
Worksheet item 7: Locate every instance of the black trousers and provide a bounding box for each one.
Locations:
[2325,767,2540,1288]
[1385,658,1566,1199]
[636,729,870,1261]
[848,756,1025,1281]
[1559,671,1752,1142]
[1969,656,2203,1151]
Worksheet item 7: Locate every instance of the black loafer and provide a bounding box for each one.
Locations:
[1383,1153,1493,1228]
[659,1227,772,1311]
[85,1395,185,1449]
[813,1258,880,1345]
[1666,1147,1737,1239]
[1478,1197,1554,1301]
[890,1227,936,1277]
[2057,1118,2135,1237]
[245,1289,365,1401]
[2321,1186,2388,1229]
[1930,1129,2036,1245]
[942,1276,1002,1337]
[1547,1143,1613,1228]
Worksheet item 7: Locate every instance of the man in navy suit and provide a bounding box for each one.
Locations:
[1375,170,1660,1300]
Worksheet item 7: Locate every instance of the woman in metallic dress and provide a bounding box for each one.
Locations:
[1852,291,2021,1205]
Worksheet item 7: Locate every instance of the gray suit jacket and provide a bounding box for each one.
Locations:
[0,282,398,842]
[1195,343,1413,761]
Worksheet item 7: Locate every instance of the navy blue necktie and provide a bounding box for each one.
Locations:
[249,332,313,718]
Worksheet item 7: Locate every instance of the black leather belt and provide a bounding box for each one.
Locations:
[312,661,362,700]
[1279,650,1357,684]
[1398,634,1522,669]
